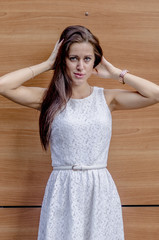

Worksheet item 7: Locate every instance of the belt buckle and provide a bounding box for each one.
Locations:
[72,164,81,171]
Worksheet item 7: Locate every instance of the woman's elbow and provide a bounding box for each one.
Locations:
[0,77,7,94]
[154,86,159,103]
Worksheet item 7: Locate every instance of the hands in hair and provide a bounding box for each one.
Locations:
[46,39,64,70]
[92,56,121,80]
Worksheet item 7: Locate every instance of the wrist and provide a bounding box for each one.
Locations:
[44,60,53,71]
[119,70,129,84]
[112,68,129,84]
[111,68,122,80]
[28,61,52,79]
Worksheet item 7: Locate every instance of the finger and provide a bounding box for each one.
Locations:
[53,40,60,52]
[53,39,63,53]
[57,39,64,48]
[102,56,113,67]
[59,39,64,44]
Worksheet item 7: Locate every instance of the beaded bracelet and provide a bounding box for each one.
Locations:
[119,69,129,84]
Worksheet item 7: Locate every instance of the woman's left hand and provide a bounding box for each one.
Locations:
[92,56,120,80]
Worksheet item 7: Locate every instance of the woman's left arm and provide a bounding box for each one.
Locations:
[93,57,159,111]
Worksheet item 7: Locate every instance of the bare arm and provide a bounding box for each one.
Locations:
[93,57,159,111]
[0,61,50,110]
[0,40,62,110]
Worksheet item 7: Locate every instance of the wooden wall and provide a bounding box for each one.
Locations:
[0,0,159,239]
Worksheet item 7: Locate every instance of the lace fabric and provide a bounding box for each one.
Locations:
[37,86,124,240]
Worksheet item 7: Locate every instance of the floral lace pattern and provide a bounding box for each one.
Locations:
[37,86,124,240]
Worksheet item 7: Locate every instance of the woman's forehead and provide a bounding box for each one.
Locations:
[68,42,94,55]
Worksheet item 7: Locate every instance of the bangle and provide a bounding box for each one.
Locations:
[28,67,34,79]
[119,69,129,84]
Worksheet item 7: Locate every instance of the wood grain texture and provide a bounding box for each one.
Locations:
[123,207,159,240]
[0,107,52,205]
[0,0,159,206]
[0,207,159,240]
[108,106,159,204]
[0,208,40,240]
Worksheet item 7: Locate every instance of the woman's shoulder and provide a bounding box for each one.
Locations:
[103,88,129,112]
[103,89,114,109]
[94,86,124,107]
[92,86,113,110]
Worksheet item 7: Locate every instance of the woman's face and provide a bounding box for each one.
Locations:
[65,42,95,86]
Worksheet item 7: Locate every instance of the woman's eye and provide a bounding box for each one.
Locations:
[69,56,91,62]
[69,57,77,61]
[84,57,91,62]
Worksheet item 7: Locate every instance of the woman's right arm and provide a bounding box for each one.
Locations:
[0,61,50,111]
[0,40,62,111]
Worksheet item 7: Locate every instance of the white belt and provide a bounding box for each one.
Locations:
[53,164,106,171]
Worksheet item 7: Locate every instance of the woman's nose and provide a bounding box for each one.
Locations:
[77,60,84,71]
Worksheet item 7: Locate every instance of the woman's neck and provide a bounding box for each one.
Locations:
[71,84,92,99]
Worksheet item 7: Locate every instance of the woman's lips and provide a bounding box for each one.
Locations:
[74,73,85,78]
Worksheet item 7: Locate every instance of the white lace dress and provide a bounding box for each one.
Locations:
[37,86,124,240]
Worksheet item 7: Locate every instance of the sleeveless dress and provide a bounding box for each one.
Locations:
[37,86,124,240]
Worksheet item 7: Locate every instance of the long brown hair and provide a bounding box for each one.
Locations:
[39,25,103,150]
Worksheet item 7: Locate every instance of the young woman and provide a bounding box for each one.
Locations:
[0,25,159,240]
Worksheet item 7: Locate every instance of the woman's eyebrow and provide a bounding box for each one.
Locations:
[85,55,93,57]
[69,54,93,57]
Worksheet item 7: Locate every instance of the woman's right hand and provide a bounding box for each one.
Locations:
[46,39,63,70]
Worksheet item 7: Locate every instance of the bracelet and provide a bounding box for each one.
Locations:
[119,69,129,84]
[28,67,35,79]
